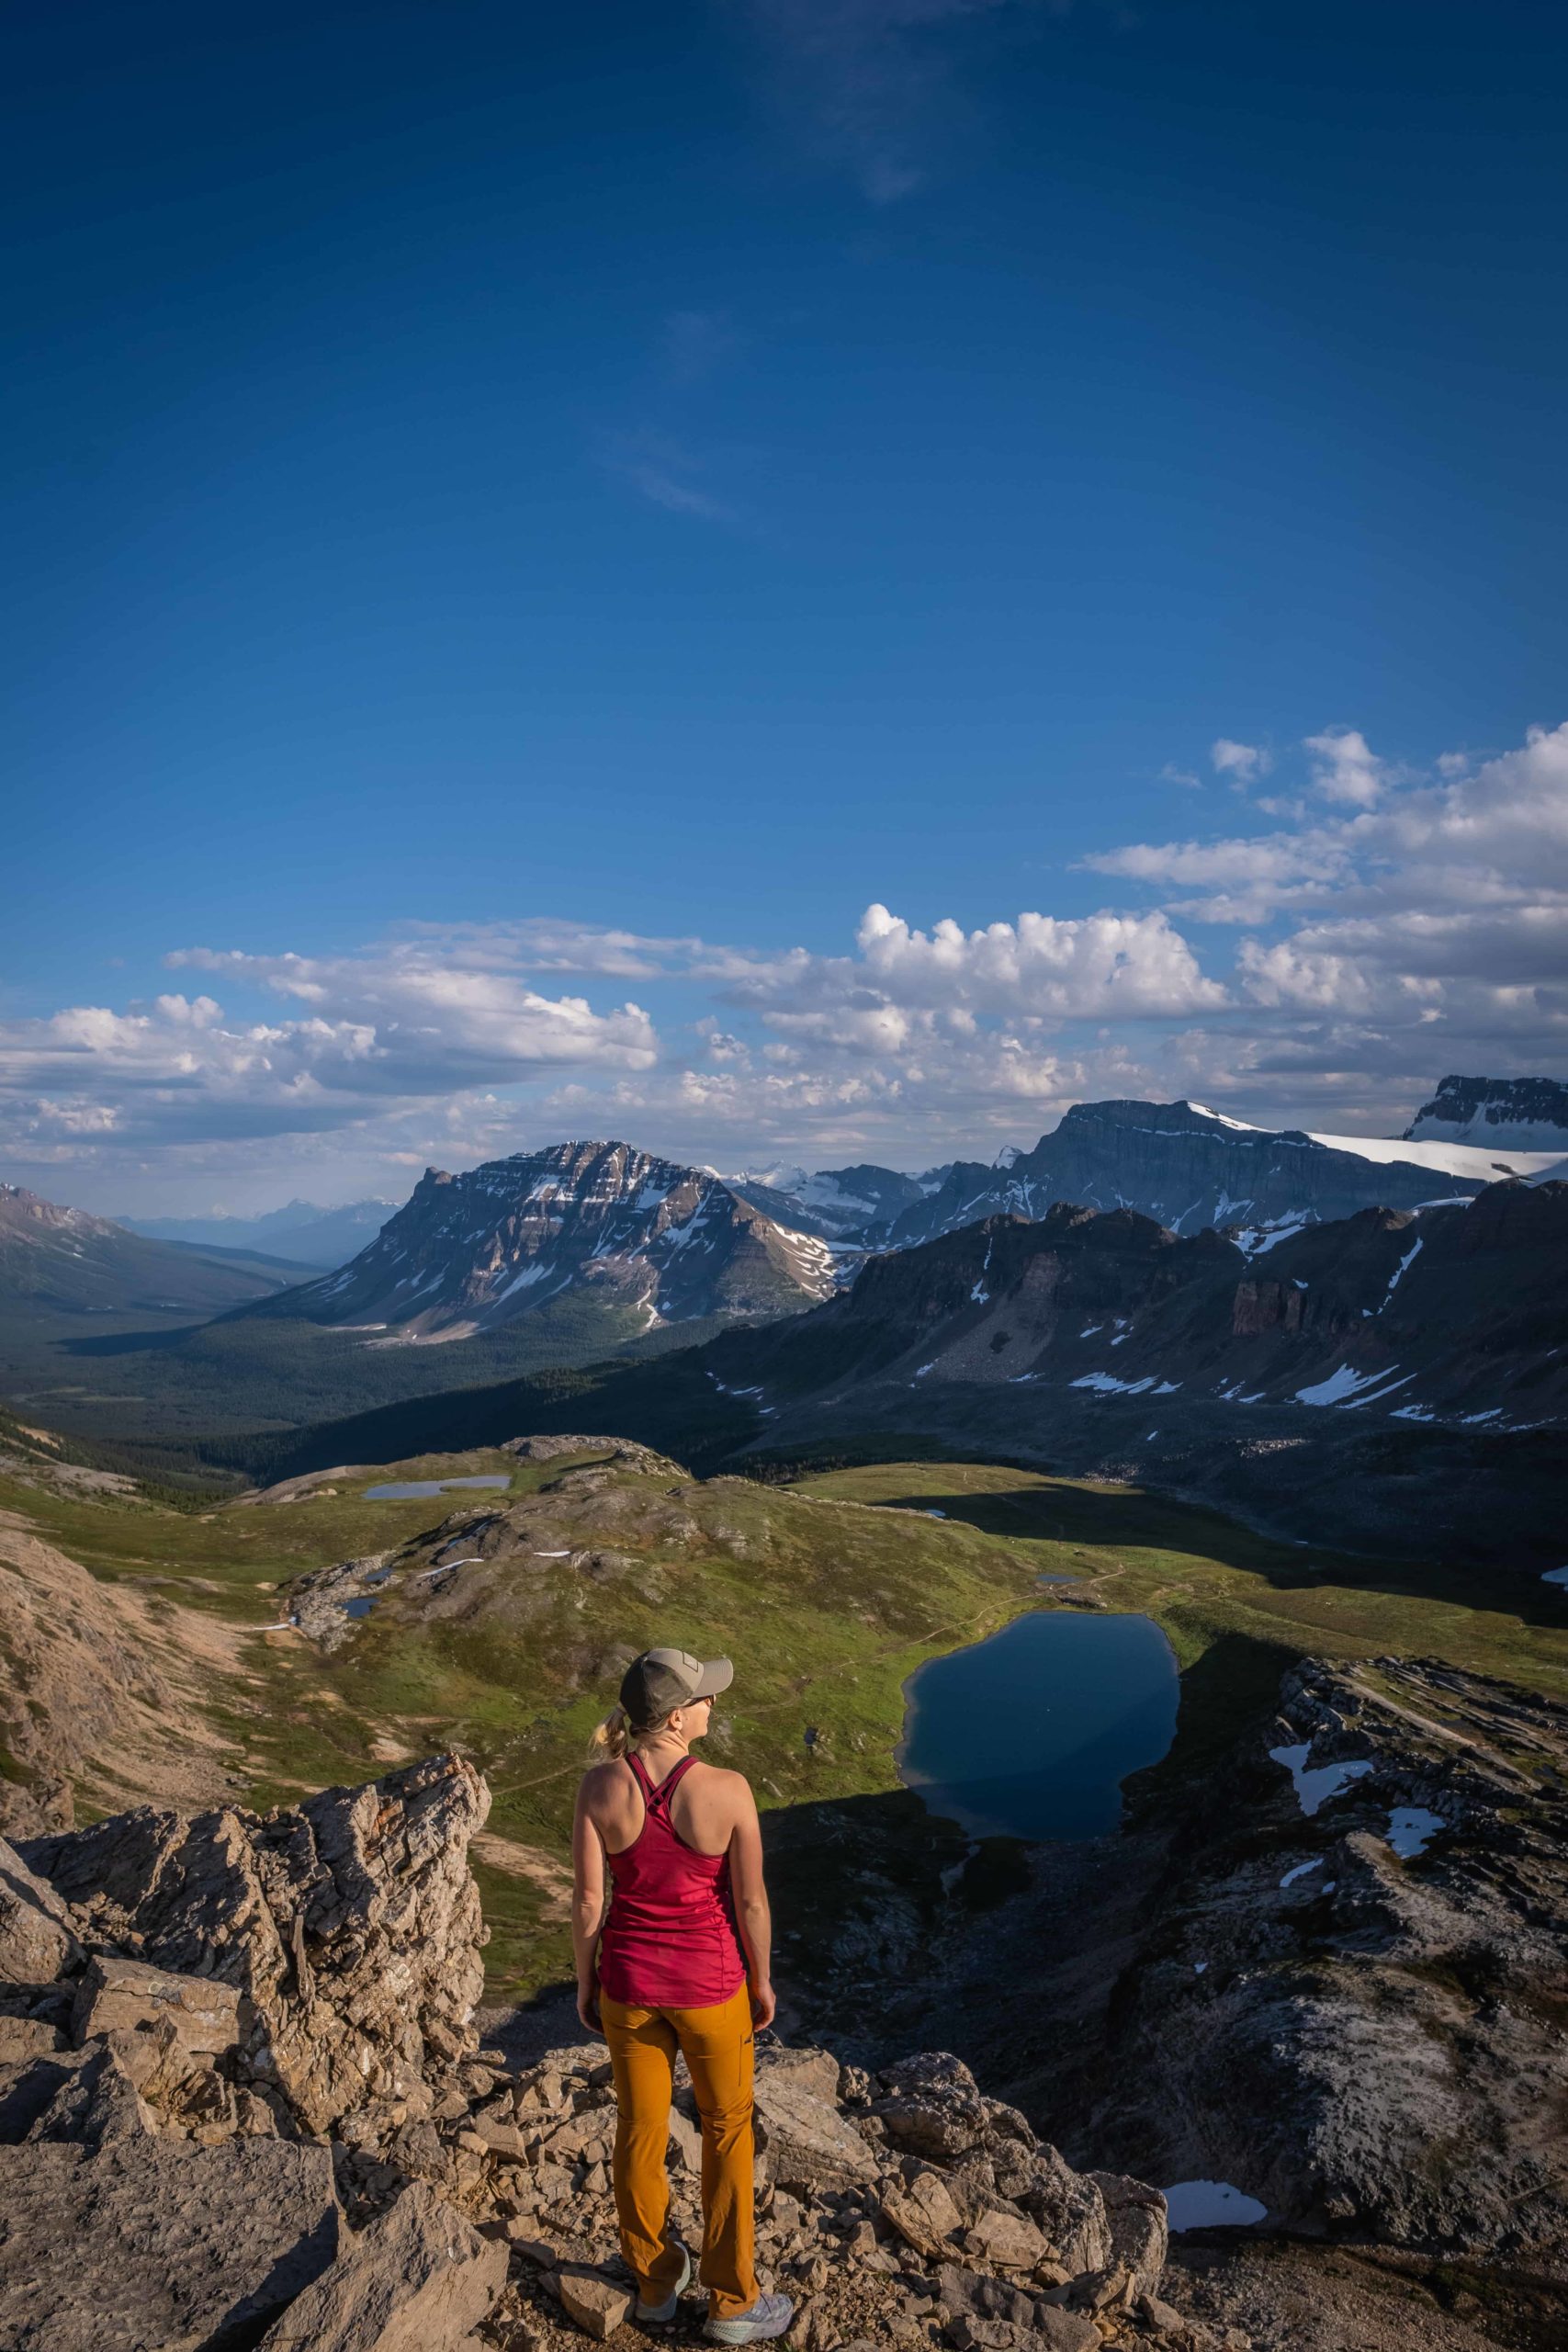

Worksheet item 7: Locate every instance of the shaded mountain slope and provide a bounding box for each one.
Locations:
[0,1184,314,1337]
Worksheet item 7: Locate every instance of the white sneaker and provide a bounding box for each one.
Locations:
[705,2291,795,2344]
[635,2239,693,2324]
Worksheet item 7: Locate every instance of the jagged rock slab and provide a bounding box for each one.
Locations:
[0,2052,338,2351]
[257,2180,506,2351]
[20,1752,489,2134]
[0,1837,81,1984]
[70,1953,243,2055]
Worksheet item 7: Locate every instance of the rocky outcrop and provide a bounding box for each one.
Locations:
[19,1749,491,2135]
[1405,1074,1568,1152]
[1043,1660,1568,2258]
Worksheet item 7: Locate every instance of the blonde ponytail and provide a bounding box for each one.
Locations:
[588,1702,682,1761]
[589,1704,632,1760]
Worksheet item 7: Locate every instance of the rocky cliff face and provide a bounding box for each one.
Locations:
[1405,1074,1568,1152]
[701,1181,1568,1560]
[0,1754,1224,2352]
[718,1180,1568,1438]
[879,1102,1516,1250]
[236,1142,838,1343]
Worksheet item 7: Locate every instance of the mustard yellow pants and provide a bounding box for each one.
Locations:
[599,1981,758,2321]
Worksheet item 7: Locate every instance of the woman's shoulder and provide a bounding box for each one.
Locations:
[579,1756,633,1802]
[685,1759,755,1807]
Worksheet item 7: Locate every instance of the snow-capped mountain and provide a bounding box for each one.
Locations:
[235,1142,837,1343]
[1404,1075,1568,1153]
[742,1098,1565,1254]
[728,1160,939,1242]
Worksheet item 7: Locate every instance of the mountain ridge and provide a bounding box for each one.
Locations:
[231,1140,837,1344]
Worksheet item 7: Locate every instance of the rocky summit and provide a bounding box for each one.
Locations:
[236,1142,838,1344]
[736,1097,1566,1256]
[1,1752,1234,2352]
[1404,1075,1568,1153]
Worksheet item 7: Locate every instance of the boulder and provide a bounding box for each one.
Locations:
[1088,2170,1168,2298]
[753,2064,879,2193]
[1026,2148,1112,2278]
[21,1751,490,2133]
[874,2052,994,2159]
[0,1835,81,1984]
[934,2261,1039,2332]
[0,2016,64,2064]
[558,2265,636,2338]
[71,1951,243,2056]
[258,2179,507,2351]
[880,2168,964,2256]
[965,2209,1047,2272]
[757,2042,842,2105]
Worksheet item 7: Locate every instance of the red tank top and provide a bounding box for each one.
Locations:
[597,1754,748,2008]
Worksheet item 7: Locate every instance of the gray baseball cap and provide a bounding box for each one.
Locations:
[620,1646,734,1728]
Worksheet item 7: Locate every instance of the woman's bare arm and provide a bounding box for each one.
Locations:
[570,1776,609,2031]
[727,1777,775,2029]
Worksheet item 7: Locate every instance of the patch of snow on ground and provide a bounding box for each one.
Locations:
[1079,1323,1103,1337]
[1385,1807,1446,1857]
[1280,1859,1323,1888]
[1071,1372,1156,1395]
[1380,1236,1423,1306]
[1155,1379,1180,1395]
[1542,1567,1568,1589]
[1234,1216,1311,1257]
[1163,2182,1268,2233]
[914,1362,937,1378]
[1193,1962,1207,1974]
[1270,1743,1374,1816]
[1295,1362,1400,1408]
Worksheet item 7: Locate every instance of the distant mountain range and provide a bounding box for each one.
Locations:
[1404,1073,1568,1151]
[735,1094,1565,1252]
[248,1173,1568,1566]
[0,1185,313,1336]
[119,1197,398,1269]
[229,1141,838,1343]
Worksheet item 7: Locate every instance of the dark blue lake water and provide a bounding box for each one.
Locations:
[363,1475,512,1501]
[897,1609,1180,1840]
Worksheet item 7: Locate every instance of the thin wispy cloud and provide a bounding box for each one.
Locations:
[732,0,1052,205]
[601,428,737,522]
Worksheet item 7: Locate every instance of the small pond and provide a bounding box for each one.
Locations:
[897,1609,1180,1840]
[363,1475,513,1501]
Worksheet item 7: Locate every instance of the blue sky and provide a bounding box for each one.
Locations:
[5,0,1565,1210]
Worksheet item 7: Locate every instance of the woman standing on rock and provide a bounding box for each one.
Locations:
[574,1646,793,2346]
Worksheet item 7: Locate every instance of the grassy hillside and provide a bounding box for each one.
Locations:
[4,1435,1564,2008]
